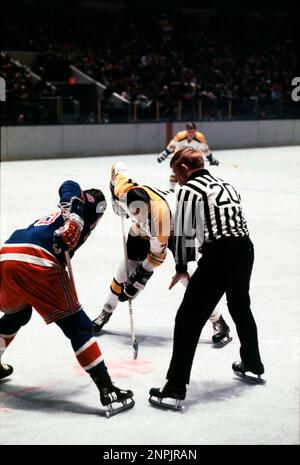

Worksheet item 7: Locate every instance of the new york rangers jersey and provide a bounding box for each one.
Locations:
[1,181,90,269]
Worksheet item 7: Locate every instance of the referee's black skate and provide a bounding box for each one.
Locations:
[92,309,112,335]
[232,361,266,384]
[212,315,232,347]
[148,382,186,411]
[100,385,135,418]
[0,363,13,380]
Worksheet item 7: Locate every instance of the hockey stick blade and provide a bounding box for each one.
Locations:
[133,338,139,359]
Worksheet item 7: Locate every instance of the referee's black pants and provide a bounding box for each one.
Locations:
[166,236,263,385]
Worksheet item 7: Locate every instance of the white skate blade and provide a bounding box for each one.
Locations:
[105,398,135,418]
[213,335,233,348]
[234,371,266,385]
[148,396,184,412]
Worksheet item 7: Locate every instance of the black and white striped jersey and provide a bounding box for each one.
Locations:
[174,169,249,271]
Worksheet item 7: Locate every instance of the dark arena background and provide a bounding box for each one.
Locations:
[0,0,299,452]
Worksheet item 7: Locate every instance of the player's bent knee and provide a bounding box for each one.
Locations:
[0,305,32,334]
[56,309,92,339]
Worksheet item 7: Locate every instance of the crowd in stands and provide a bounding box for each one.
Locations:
[1,53,56,101]
[0,52,58,124]
[2,1,299,123]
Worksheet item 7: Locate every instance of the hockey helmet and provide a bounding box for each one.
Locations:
[83,189,107,226]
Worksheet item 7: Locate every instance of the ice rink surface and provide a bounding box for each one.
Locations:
[1,146,299,445]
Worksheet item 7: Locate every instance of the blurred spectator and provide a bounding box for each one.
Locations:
[86,112,96,123]
[17,113,25,124]
[1,3,298,121]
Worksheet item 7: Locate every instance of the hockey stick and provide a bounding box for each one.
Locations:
[121,215,139,360]
[220,161,241,170]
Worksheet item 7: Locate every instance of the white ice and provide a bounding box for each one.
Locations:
[0,146,299,445]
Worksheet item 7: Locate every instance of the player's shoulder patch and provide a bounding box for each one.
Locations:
[175,130,188,142]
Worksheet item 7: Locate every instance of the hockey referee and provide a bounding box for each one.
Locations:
[149,147,265,408]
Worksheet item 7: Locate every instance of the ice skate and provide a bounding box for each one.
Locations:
[207,153,219,166]
[0,363,13,380]
[232,361,266,384]
[92,309,112,335]
[100,385,135,418]
[212,315,232,347]
[148,382,186,411]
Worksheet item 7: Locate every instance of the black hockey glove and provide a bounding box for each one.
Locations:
[118,264,154,302]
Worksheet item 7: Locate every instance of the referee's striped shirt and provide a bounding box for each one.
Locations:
[174,169,249,272]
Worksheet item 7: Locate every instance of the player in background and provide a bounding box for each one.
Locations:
[157,122,219,192]
[0,180,134,417]
[92,162,232,347]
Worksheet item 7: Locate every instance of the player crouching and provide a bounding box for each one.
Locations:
[0,180,134,417]
[92,162,232,349]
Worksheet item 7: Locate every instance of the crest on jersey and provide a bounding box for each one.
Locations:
[86,193,95,203]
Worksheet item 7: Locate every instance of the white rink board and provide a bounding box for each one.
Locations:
[2,120,300,160]
[0,146,300,445]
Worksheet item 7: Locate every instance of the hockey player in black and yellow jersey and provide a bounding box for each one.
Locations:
[157,122,219,192]
[92,161,178,333]
[92,162,232,347]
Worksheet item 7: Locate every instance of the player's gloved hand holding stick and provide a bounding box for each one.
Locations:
[53,213,84,251]
[119,264,153,301]
[54,193,85,296]
[54,195,84,251]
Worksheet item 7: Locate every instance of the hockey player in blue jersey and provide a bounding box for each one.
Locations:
[0,180,134,417]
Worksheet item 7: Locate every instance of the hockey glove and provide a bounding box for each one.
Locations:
[53,213,84,251]
[157,148,172,163]
[207,153,219,166]
[118,264,154,302]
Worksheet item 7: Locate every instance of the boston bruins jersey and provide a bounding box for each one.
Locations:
[169,130,209,154]
[113,172,176,272]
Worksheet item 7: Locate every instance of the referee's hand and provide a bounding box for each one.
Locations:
[169,272,190,290]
